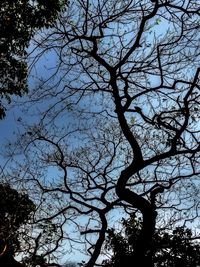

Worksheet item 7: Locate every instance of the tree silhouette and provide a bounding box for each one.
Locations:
[0,183,35,267]
[103,214,200,267]
[4,1,200,266]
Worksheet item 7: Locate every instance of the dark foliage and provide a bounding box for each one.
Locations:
[0,0,67,118]
[0,184,36,267]
[0,183,35,254]
[103,215,200,267]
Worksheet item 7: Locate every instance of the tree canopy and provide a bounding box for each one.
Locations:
[0,0,67,118]
[103,214,200,267]
[0,184,36,262]
[2,1,200,266]
[0,183,63,267]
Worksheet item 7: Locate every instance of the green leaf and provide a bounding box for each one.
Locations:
[155,18,161,25]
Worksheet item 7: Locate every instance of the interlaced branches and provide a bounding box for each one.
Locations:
[3,1,200,266]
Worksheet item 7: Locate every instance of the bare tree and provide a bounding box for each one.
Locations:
[4,1,200,266]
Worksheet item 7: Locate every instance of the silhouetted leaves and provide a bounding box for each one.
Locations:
[0,183,35,254]
[103,215,200,267]
[0,0,67,118]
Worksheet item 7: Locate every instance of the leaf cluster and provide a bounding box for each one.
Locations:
[0,0,68,118]
[0,183,35,253]
[103,215,200,267]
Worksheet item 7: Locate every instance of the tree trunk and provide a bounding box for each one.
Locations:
[132,210,157,267]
